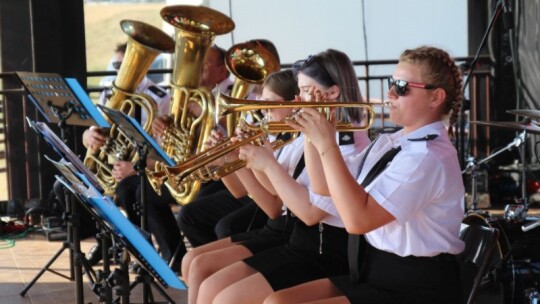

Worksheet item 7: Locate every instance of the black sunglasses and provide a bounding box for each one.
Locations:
[292,55,316,70]
[387,77,436,96]
[112,61,122,70]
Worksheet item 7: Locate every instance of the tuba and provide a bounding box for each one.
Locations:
[223,41,280,135]
[84,20,175,196]
[149,5,235,205]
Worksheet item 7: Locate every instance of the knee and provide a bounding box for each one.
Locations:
[263,291,287,304]
[181,250,196,280]
[189,254,212,283]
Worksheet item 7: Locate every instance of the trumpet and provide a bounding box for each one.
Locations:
[147,97,374,189]
[215,93,376,132]
[162,125,299,190]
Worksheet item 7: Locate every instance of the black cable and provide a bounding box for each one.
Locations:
[361,0,368,61]
[228,0,235,45]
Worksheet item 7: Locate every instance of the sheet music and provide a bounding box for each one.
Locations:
[97,105,175,166]
[27,118,103,192]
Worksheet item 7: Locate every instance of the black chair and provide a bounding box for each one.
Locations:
[459,221,500,304]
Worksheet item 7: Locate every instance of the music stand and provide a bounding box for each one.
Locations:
[97,105,177,303]
[96,104,174,230]
[27,119,185,304]
[18,74,109,302]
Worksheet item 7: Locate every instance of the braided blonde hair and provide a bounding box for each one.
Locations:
[399,46,463,138]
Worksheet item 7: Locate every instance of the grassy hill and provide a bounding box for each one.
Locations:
[84,2,167,87]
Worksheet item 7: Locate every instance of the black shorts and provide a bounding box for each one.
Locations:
[330,243,462,304]
[243,221,349,291]
[231,215,298,254]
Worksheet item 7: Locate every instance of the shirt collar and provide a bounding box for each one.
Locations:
[389,121,445,148]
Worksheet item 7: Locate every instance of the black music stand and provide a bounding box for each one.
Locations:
[17,73,109,303]
[97,105,177,304]
[27,119,185,304]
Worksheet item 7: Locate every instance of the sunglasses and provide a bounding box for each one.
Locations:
[112,61,122,70]
[292,55,316,70]
[387,77,436,96]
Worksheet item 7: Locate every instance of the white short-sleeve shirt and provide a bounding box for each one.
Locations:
[99,77,171,125]
[356,121,465,257]
[295,133,365,227]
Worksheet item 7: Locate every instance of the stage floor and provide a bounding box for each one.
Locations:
[0,231,187,304]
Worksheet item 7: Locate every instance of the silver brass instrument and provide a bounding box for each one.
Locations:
[83,20,175,196]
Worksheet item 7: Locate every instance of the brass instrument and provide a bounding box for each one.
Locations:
[164,126,297,189]
[148,5,235,204]
[83,20,175,196]
[215,93,376,132]
[149,98,374,189]
[223,41,280,135]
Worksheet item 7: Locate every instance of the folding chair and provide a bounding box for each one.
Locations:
[459,222,500,304]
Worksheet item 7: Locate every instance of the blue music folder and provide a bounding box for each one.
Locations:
[28,118,186,290]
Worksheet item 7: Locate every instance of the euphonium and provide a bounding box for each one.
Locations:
[83,20,175,196]
[223,41,280,135]
[149,5,235,204]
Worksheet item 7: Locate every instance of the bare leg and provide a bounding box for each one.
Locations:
[197,261,257,304]
[182,237,233,282]
[212,272,274,304]
[299,297,350,304]
[264,278,346,304]
[188,245,252,304]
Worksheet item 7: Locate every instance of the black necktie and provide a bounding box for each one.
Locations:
[348,134,437,282]
[348,146,402,282]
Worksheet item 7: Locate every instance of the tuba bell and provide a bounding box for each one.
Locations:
[223,40,280,135]
[83,20,175,196]
[148,5,235,205]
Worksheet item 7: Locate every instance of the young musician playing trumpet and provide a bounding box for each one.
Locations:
[195,49,370,304]
[265,45,465,304]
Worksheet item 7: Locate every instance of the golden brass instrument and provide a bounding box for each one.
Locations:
[215,93,376,132]
[151,98,374,189]
[164,127,298,189]
[148,5,235,204]
[83,20,175,196]
[223,41,280,135]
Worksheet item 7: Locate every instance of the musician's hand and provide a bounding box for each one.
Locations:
[152,115,172,138]
[83,126,107,152]
[239,140,274,172]
[204,129,225,150]
[188,102,203,117]
[287,107,336,153]
[112,160,136,181]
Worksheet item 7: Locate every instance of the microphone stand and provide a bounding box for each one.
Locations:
[462,130,526,212]
[459,0,504,167]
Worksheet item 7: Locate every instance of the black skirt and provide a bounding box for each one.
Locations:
[243,221,349,291]
[230,214,298,254]
[330,243,463,304]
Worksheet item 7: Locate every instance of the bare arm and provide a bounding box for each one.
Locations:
[290,108,394,233]
[234,168,284,219]
[241,141,328,226]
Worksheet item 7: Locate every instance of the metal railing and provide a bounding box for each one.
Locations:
[0,55,494,199]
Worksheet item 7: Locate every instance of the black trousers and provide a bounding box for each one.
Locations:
[53,180,99,240]
[176,180,268,247]
[137,177,185,264]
